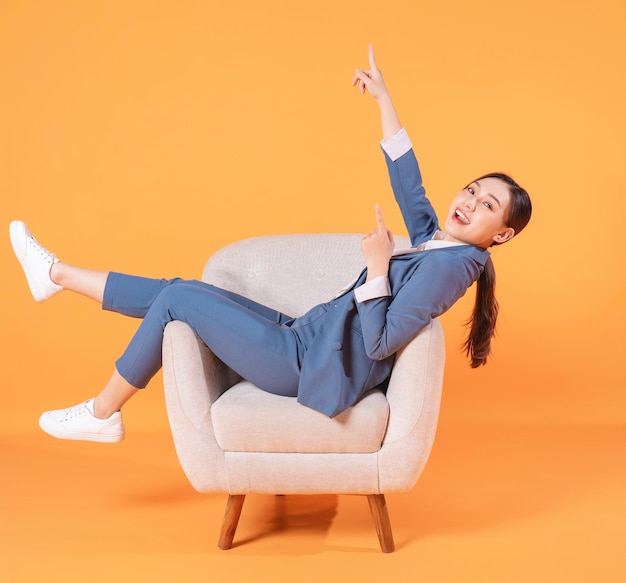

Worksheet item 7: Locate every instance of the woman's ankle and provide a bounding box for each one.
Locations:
[93,398,118,420]
[48,264,108,303]
[49,262,64,286]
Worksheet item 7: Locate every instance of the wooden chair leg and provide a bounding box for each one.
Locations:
[218,494,246,550]
[367,494,395,553]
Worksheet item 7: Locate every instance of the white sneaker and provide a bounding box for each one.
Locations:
[39,398,125,443]
[9,220,63,302]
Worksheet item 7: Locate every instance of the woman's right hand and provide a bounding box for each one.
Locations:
[361,205,395,280]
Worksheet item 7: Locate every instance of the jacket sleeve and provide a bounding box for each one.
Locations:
[355,252,480,360]
[383,146,440,246]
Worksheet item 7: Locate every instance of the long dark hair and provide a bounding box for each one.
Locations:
[463,173,532,367]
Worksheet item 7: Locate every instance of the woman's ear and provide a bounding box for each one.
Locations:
[493,227,515,245]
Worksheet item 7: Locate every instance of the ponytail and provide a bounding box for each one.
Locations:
[461,171,532,367]
[463,256,498,368]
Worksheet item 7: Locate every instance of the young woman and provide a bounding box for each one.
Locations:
[10,46,531,442]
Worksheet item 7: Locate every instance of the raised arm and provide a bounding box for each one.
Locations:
[353,45,439,246]
[352,44,401,140]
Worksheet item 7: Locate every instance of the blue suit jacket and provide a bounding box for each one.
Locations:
[296,147,490,416]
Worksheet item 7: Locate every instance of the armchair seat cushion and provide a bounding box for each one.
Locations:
[212,381,390,453]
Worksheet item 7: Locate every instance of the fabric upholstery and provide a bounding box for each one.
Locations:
[212,383,389,453]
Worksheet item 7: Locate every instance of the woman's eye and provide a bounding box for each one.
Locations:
[468,188,475,195]
[483,202,492,210]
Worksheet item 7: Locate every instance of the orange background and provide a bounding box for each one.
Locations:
[1,1,625,582]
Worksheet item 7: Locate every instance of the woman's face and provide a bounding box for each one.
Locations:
[443,177,515,248]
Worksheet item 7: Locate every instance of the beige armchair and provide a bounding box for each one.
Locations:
[162,234,445,552]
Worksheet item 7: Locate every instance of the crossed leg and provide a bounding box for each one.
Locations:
[50,264,301,419]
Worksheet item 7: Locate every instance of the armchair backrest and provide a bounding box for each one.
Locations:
[203,234,376,317]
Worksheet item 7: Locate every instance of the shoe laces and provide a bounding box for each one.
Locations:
[60,401,90,422]
[27,235,56,264]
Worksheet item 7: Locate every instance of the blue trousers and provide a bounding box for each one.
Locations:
[103,273,324,396]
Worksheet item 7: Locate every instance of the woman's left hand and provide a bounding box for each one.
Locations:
[361,205,395,280]
[352,44,388,100]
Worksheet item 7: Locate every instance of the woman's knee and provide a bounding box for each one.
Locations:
[152,281,191,306]
[150,280,218,316]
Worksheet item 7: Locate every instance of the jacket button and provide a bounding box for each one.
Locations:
[332,342,342,351]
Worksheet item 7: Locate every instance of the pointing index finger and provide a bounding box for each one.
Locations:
[368,44,378,72]
[375,204,386,229]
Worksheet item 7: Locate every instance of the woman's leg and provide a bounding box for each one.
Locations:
[50,262,109,303]
[102,272,296,323]
[93,370,139,419]
[10,220,111,304]
[86,275,298,419]
[11,220,158,309]
[114,281,302,397]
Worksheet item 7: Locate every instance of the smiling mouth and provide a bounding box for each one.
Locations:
[454,209,470,224]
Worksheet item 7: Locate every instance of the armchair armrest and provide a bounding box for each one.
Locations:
[378,318,445,491]
[162,321,241,492]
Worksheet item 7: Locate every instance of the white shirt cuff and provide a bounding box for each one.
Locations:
[380,128,412,161]
[354,275,392,303]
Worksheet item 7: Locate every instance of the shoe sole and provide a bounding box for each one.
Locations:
[10,220,60,302]
[9,220,26,258]
[39,419,125,444]
[9,221,40,300]
[40,428,125,443]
